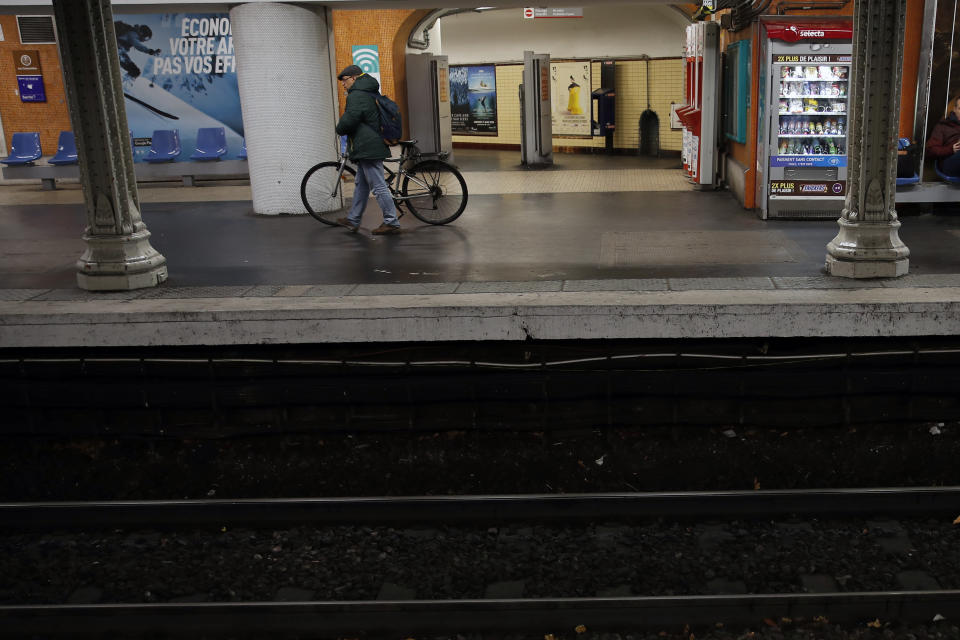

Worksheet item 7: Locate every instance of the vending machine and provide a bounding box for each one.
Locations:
[757,19,853,219]
[678,21,720,188]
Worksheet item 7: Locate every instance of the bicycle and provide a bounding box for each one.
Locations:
[300,138,468,227]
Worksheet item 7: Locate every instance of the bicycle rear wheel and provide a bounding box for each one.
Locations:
[301,161,357,226]
[401,160,468,225]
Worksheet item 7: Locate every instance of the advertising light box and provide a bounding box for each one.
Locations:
[114,13,244,162]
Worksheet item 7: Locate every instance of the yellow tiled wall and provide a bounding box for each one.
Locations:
[452,58,683,152]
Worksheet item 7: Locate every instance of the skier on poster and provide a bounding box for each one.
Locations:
[115,22,161,80]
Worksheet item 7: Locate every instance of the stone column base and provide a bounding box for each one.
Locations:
[825,218,910,278]
[76,229,168,291]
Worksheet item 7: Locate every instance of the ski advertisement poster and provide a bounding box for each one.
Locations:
[551,61,591,136]
[449,65,498,135]
[114,13,244,162]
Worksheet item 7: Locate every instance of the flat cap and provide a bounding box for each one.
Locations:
[337,64,364,79]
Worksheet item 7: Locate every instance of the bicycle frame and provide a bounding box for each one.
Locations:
[330,144,450,207]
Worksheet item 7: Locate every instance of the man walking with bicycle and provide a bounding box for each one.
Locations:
[334,65,402,235]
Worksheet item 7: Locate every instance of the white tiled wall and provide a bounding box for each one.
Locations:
[452,59,683,152]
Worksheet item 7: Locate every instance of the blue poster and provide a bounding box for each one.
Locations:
[769,155,847,168]
[450,65,497,135]
[17,75,45,102]
[114,13,243,162]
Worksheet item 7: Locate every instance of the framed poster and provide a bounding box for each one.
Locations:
[550,61,591,136]
[449,64,498,135]
[114,13,244,162]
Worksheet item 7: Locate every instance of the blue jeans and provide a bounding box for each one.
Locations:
[941,151,960,177]
[347,160,399,227]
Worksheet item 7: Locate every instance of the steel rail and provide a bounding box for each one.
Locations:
[2,487,959,530]
[1,592,958,636]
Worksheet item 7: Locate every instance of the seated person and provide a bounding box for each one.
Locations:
[926,93,960,177]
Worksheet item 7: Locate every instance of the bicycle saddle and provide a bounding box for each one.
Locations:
[398,139,418,148]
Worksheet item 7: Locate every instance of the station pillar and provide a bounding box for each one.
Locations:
[231,3,337,215]
[825,0,909,278]
[52,0,167,291]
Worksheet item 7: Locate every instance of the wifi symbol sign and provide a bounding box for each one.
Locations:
[352,46,380,74]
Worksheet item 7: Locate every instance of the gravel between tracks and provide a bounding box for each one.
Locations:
[2,423,957,501]
[2,518,958,605]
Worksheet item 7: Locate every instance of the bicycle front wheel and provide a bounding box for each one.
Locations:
[401,160,468,225]
[301,161,357,226]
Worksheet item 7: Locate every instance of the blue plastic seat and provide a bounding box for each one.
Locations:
[189,127,227,161]
[896,175,919,186]
[145,129,181,163]
[1,132,42,165]
[48,131,78,165]
[934,161,960,184]
[237,138,247,160]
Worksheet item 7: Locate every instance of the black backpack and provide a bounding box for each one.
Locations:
[897,139,920,178]
[364,91,403,144]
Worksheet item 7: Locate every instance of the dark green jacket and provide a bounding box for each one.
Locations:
[335,74,389,161]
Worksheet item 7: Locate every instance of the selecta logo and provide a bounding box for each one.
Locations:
[801,184,828,192]
[780,25,832,41]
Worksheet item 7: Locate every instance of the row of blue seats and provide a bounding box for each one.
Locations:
[1,131,77,166]
[0,128,247,166]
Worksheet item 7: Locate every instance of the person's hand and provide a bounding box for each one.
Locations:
[953,140,960,153]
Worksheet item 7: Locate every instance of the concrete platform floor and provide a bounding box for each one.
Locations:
[3,149,960,346]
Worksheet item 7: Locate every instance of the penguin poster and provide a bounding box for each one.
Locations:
[114,13,244,162]
[550,61,592,136]
[449,65,498,135]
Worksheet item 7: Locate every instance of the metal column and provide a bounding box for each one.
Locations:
[52,0,167,291]
[521,51,553,167]
[825,0,910,278]
[406,53,453,159]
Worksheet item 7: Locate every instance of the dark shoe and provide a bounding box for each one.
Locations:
[372,223,401,235]
[336,217,359,233]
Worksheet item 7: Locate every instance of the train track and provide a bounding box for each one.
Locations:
[2,592,958,637]
[2,487,960,529]
[2,488,959,636]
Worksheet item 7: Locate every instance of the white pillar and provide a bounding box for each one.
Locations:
[231,3,337,215]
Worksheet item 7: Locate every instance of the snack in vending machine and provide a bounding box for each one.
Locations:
[813,141,821,154]
[819,66,832,80]
[837,117,845,134]
[781,66,792,78]
[790,99,803,113]
[828,139,837,154]
[779,141,788,154]
[838,84,846,97]
[815,121,823,134]
[804,66,817,79]
[779,99,788,113]
[794,66,804,79]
